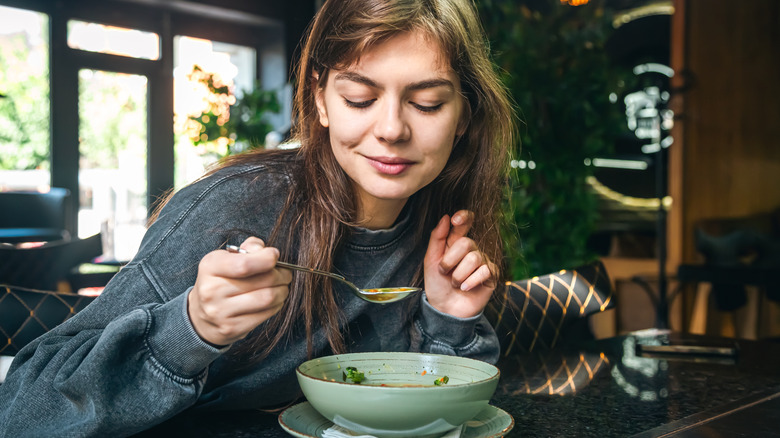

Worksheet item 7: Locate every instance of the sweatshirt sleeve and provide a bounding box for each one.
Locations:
[0,168,262,437]
[409,293,500,364]
[0,265,225,437]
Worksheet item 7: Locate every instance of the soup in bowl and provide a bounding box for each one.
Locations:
[296,352,500,437]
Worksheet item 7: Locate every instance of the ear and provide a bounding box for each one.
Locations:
[313,74,330,128]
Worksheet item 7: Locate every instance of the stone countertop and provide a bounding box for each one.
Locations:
[137,330,780,437]
[491,329,780,437]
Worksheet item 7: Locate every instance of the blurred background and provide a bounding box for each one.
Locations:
[1,0,778,338]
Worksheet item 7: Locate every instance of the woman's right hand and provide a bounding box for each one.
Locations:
[188,237,292,347]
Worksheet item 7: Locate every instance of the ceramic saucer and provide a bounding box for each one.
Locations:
[278,402,514,438]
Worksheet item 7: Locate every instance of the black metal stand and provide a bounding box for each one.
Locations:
[655,145,669,329]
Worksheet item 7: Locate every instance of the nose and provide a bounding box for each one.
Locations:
[373,100,410,144]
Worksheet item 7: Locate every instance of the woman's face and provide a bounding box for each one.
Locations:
[315,31,466,227]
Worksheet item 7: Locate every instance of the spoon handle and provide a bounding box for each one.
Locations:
[225,245,348,282]
[274,260,348,282]
[225,244,417,302]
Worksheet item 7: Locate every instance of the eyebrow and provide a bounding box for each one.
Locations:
[333,71,455,91]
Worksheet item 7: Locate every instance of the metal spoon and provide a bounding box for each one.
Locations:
[225,245,421,303]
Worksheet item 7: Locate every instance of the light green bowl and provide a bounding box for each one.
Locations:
[296,352,500,438]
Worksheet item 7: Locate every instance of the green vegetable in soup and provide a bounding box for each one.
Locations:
[434,376,449,386]
[342,366,365,384]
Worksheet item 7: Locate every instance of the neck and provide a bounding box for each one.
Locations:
[357,197,408,230]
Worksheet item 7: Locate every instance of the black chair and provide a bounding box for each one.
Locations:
[0,233,103,291]
[0,284,97,356]
[677,209,780,313]
[487,261,615,356]
[0,188,72,243]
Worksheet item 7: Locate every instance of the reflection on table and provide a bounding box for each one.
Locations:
[138,329,780,437]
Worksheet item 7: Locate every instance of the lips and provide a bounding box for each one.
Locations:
[366,156,415,175]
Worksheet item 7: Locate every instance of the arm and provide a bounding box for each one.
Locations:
[0,265,224,437]
[408,210,500,364]
[0,167,291,436]
[410,294,500,364]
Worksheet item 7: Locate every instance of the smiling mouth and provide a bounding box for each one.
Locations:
[366,156,415,175]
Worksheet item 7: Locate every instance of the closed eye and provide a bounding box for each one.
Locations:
[344,98,375,109]
[412,102,443,113]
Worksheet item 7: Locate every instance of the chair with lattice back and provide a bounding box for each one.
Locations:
[487,260,614,356]
[0,284,97,358]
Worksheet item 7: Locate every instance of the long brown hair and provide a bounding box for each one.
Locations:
[167,0,516,363]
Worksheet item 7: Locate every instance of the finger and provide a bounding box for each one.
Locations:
[446,210,474,248]
[228,302,287,339]
[223,264,293,298]
[439,237,478,273]
[458,263,495,292]
[240,236,266,252]
[448,249,485,285]
[208,246,280,279]
[425,214,451,263]
[229,285,289,317]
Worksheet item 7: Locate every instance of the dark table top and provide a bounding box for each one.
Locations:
[138,330,780,437]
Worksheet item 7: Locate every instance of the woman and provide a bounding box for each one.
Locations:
[0,0,515,435]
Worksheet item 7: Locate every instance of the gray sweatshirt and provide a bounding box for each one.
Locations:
[0,152,499,437]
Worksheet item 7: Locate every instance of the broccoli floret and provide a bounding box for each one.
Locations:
[342,366,365,384]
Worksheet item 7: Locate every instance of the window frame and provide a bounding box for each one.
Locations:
[0,0,289,237]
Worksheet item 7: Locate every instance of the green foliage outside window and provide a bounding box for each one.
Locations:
[0,28,50,171]
[478,0,636,278]
[187,65,281,157]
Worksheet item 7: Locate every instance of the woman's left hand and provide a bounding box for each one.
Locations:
[423,210,497,318]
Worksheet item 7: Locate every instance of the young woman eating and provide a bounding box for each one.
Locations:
[0,0,516,435]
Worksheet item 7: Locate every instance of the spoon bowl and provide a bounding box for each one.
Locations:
[225,245,420,303]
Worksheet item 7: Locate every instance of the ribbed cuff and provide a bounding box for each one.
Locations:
[418,293,482,348]
[146,288,227,378]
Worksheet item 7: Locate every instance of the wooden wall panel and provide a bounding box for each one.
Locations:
[670,0,780,263]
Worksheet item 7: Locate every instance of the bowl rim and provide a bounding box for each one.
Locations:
[296,351,500,389]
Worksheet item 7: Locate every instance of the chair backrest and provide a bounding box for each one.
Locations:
[0,188,72,243]
[692,210,780,310]
[0,284,96,356]
[0,233,103,291]
[487,260,614,356]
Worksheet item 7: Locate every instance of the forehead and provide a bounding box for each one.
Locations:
[340,30,452,77]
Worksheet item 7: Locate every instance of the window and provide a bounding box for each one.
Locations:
[67,20,160,60]
[78,70,148,260]
[0,6,50,190]
[0,0,293,262]
[173,36,257,188]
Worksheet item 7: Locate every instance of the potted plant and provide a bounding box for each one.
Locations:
[186,65,281,157]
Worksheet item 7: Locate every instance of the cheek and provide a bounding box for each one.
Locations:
[419,128,458,178]
[324,101,366,148]
[418,120,458,158]
[328,120,364,149]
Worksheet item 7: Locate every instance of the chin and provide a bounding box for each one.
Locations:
[365,185,418,201]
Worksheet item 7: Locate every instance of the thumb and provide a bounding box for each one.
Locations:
[425,214,451,263]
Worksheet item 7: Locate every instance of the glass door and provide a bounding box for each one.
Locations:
[78,69,148,261]
[64,18,163,261]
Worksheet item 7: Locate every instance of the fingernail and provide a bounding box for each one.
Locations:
[460,282,469,291]
[452,214,463,225]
